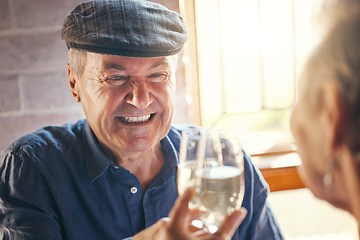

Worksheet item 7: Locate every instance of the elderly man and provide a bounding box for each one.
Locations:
[0,0,283,239]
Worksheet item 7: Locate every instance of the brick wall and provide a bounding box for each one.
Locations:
[0,0,189,153]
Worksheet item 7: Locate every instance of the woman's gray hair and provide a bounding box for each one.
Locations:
[302,3,360,153]
[68,48,87,78]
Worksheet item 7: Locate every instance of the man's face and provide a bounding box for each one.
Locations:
[71,53,176,158]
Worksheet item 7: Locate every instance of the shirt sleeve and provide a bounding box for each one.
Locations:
[233,152,284,240]
[250,179,284,239]
[0,151,63,240]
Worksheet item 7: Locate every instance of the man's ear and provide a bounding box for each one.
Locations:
[320,81,345,153]
[67,64,81,102]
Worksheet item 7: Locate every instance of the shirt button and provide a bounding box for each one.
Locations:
[113,166,119,169]
[130,187,138,194]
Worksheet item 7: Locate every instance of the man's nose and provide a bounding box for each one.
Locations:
[125,82,153,109]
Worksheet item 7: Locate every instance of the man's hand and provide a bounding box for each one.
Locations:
[132,187,247,240]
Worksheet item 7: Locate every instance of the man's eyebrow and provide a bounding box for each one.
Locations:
[103,64,126,71]
[151,59,170,69]
[102,59,170,70]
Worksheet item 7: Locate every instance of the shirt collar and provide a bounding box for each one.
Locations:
[152,135,179,186]
[82,122,179,182]
[82,121,113,182]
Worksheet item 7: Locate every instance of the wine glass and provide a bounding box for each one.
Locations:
[177,128,245,233]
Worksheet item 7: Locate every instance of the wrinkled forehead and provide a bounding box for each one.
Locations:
[85,52,178,72]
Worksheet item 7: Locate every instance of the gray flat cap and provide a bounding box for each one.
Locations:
[61,0,188,57]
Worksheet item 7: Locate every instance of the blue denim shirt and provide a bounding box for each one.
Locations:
[0,119,283,239]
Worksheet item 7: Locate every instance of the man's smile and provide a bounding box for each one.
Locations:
[119,114,155,123]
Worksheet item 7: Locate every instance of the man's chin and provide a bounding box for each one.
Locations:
[115,136,160,152]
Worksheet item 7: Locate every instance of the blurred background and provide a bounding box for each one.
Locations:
[0,0,358,239]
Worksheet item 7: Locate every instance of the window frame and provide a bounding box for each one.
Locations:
[179,0,305,192]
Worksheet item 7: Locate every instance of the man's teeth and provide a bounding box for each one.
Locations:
[121,114,151,123]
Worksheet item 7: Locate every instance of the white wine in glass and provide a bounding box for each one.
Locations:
[177,128,245,233]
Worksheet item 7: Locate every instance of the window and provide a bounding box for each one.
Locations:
[180,0,323,190]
